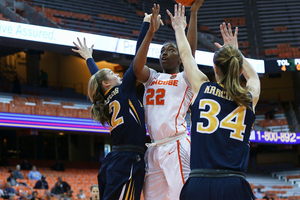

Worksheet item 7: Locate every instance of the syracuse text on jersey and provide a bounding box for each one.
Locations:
[150,77,179,86]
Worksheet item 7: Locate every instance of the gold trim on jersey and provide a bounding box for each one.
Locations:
[104,87,112,96]
[125,178,135,200]
[129,99,142,126]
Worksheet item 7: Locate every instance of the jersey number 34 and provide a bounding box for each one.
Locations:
[196,99,246,142]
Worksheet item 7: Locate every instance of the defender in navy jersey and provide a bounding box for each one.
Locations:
[168,5,260,200]
[190,82,255,172]
[72,15,151,200]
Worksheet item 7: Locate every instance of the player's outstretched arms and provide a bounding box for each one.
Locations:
[167,4,208,98]
[72,37,94,60]
[133,4,163,83]
[187,0,204,57]
[242,57,261,108]
[214,22,260,108]
[72,37,99,75]
[135,13,152,54]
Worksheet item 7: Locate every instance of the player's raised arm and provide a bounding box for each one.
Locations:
[133,4,163,83]
[135,13,151,54]
[122,14,153,88]
[72,37,99,75]
[187,0,204,57]
[214,22,260,108]
[167,4,208,96]
[72,14,152,76]
[242,55,260,108]
[72,37,94,60]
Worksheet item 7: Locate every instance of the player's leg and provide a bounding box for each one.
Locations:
[101,152,144,200]
[218,177,255,200]
[179,178,209,200]
[97,161,108,200]
[143,146,168,200]
[130,153,145,200]
[162,137,191,200]
[181,177,255,200]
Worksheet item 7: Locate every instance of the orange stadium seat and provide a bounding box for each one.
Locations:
[0,102,9,112]
[289,196,300,200]
[0,178,6,188]
[33,189,46,198]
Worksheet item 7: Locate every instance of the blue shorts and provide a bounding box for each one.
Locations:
[180,177,255,200]
[98,151,145,200]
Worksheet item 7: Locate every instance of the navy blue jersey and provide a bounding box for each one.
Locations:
[86,22,149,149]
[190,82,255,173]
[104,65,146,147]
[94,22,149,200]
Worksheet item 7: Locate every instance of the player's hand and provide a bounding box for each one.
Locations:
[72,37,94,60]
[214,22,238,49]
[149,4,163,34]
[143,13,152,22]
[190,0,204,13]
[144,12,164,25]
[167,3,187,31]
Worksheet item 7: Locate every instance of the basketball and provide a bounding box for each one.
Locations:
[175,0,195,7]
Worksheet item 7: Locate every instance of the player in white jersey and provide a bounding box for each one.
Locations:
[143,70,193,141]
[133,1,204,199]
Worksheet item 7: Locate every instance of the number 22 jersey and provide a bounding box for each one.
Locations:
[143,69,193,141]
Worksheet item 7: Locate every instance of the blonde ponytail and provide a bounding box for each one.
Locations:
[213,45,252,110]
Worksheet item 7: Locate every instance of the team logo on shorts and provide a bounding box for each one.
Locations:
[170,74,177,79]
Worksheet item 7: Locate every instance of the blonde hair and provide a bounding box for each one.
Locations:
[213,45,251,109]
[87,69,110,126]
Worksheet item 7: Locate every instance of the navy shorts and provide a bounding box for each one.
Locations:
[180,177,255,200]
[98,151,145,200]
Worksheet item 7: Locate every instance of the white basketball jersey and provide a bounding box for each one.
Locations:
[143,68,193,141]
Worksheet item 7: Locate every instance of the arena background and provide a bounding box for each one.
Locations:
[0,0,300,199]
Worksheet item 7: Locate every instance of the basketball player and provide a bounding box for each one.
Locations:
[133,1,204,199]
[72,14,154,200]
[167,4,260,199]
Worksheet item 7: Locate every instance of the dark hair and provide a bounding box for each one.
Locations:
[213,45,251,109]
[162,41,178,49]
[32,191,38,195]
[88,70,110,126]
[90,184,98,191]
[161,41,183,71]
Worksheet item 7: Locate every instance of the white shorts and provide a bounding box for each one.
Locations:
[143,135,191,200]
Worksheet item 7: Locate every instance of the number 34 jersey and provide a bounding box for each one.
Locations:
[190,82,255,173]
[143,68,193,141]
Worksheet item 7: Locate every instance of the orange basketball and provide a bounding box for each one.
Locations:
[175,0,195,7]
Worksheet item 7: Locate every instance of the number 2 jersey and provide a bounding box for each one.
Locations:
[190,82,255,173]
[106,67,146,147]
[87,58,146,148]
[143,69,193,141]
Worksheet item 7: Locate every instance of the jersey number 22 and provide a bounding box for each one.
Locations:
[146,88,166,105]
